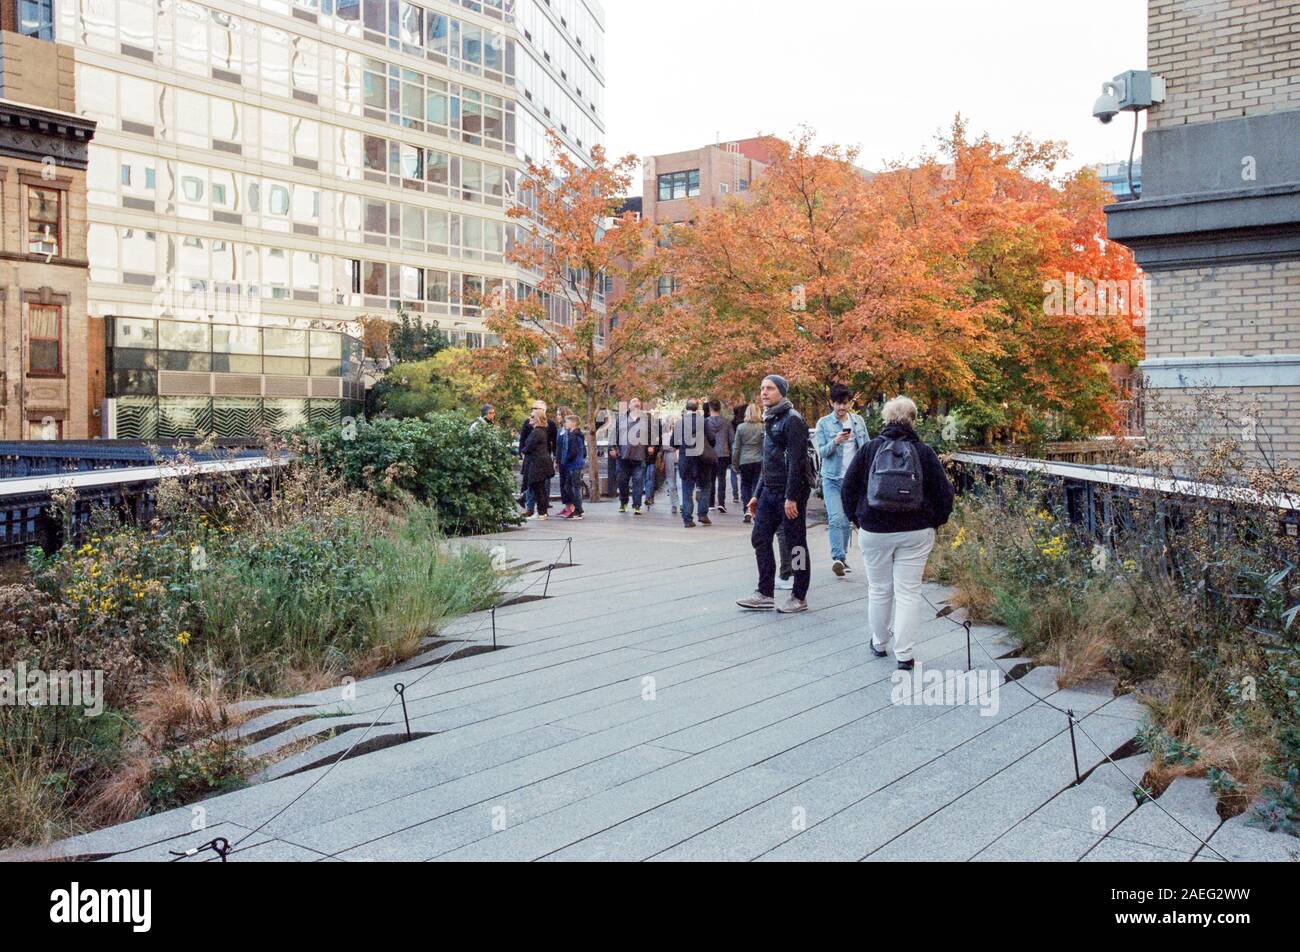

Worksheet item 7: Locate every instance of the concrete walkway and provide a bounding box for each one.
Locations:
[15,499,1298,862]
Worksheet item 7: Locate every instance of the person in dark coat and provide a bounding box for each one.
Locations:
[522,407,556,520]
[737,374,811,614]
[841,396,955,670]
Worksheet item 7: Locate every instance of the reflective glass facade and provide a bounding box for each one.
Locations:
[52,0,605,435]
[105,316,365,438]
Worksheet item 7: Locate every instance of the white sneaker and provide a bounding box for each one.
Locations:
[775,576,794,590]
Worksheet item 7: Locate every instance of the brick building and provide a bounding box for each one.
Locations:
[635,137,773,300]
[0,23,97,439]
[1107,0,1300,463]
[641,137,772,227]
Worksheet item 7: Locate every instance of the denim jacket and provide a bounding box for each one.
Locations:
[815,412,871,480]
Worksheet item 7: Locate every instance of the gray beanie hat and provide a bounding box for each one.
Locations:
[764,374,789,397]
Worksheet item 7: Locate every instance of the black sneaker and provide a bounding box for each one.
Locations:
[897,659,915,671]
[718,504,727,514]
[871,645,888,658]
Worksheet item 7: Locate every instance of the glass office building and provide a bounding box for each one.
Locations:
[53,0,605,436]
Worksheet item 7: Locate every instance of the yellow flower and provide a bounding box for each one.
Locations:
[950,526,968,551]
[176,631,192,647]
[1039,535,1067,560]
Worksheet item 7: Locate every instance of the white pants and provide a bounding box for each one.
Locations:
[859,527,936,663]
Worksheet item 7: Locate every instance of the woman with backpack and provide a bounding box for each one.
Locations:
[841,396,955,670]
[522,406,556,520]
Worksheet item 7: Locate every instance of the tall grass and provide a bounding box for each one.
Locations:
[933,389,1300,828]
[1,459,507,849]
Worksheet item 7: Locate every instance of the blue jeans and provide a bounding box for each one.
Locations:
[562,469,584,515]
[678,466,710,525]
[644,459,657,500]
[617,458,645,508]
[524,478,553,511]
[822,476,851,562]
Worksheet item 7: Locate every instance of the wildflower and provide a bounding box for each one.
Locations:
[1039,535,1067,560]
[176,631,192,647]
[950,526,968,551]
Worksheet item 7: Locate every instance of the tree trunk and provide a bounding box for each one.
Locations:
[586,390,602,501]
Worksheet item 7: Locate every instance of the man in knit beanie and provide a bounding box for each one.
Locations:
[737,373,812,614]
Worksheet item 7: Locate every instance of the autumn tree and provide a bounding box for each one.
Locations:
[477,132,663,496]
[872,116,1144,440]
[660,130,999,416]
[660,122,1143,443]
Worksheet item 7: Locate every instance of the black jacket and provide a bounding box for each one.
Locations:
[671,412,707,480]
[522,425,555,484]
[519,419,558,456]
[841,422,954,533]
[761,403,809,501]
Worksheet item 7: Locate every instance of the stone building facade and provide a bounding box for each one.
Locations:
[0,27,97,439]
[1107,0,1300,463]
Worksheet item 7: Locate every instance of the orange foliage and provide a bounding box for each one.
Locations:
[660,119,1144,440]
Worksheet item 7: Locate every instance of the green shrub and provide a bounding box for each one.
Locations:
[303,413,520,535]
[146,739,249,813]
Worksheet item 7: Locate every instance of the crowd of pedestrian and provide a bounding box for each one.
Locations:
[480,377,955,670]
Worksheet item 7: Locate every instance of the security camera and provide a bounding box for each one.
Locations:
[1092,71,1166,124]
[1093,81,1122,124]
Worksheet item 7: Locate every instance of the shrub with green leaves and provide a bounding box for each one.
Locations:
[302,413,520,535]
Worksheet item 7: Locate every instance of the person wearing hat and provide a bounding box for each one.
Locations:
[737,374,812,613]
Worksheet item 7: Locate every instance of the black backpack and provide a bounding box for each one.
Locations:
[867,438,924,512]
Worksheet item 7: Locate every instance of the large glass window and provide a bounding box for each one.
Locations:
[263,328,308,375]
[658,170,701,201]
[158,320,211,352]
[213,324,261,373]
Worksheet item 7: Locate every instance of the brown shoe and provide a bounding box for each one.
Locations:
[699,516,713,526]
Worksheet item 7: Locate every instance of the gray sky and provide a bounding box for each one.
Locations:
[599,0,1148,193]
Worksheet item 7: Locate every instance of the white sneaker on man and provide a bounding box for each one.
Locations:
[775,576,794,590]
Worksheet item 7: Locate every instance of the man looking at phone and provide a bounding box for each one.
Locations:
[815,384,871,578]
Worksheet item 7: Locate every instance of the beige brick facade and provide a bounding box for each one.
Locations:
[1146,260,1300,358]
[1121,1,1300,468]
[1148,0,1300,129]
[0,34,97,440]
[0,31,76,113]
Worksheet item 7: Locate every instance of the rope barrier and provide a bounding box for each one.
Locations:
[172,534,574,862]
[919,589,1230,862]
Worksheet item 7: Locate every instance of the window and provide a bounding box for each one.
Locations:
[17,0,54,40]
[657,170,700,201]
[29,305,62,374]
[28,187,62,256]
